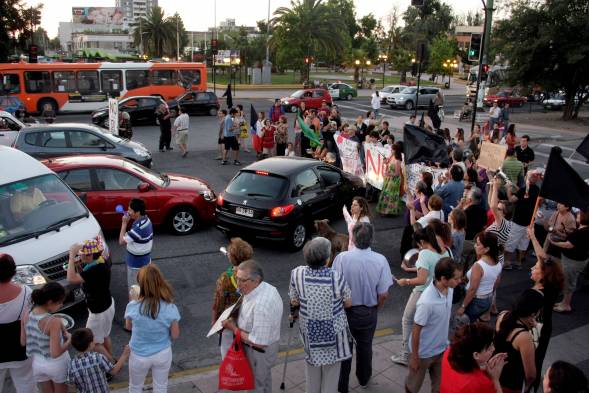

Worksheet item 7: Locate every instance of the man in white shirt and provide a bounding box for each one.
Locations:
[222,260,283,393]
[173,106,190,158]
[488,101,501,129]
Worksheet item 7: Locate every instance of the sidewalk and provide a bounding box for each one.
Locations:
[110,323,589,393]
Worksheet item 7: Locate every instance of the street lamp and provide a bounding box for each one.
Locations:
[442,58,458,88]
[378,54,388,88]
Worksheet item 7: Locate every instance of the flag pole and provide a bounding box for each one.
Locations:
[528,196,542,230]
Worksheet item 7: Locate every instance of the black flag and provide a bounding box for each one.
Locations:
[575,133,589,162]
[249,104,258,132]
[540,146,589,210]
[403,124,449,165]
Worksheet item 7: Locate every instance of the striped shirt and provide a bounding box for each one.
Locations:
[124,215,153,268]
[67,352,113,393]
[173,113,189,131]
[25,312,53,358]
[486,217,512,265]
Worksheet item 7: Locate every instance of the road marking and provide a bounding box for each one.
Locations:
[108,327,396,390]
[539,143,575,152]
[337,103,409,117]
[534,150,589,167]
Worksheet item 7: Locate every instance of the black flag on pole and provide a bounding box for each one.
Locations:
[403,124,449,165]
[249,104,258,132]
[575,133,589,162]
[540,146,589,210]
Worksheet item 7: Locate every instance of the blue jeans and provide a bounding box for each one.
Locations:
[465,296,492,322]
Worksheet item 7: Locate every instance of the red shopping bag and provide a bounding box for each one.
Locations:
[218,330,255,391]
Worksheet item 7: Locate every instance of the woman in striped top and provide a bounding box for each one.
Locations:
[23,282,71,393]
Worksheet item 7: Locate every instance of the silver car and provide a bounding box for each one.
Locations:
[378,85,405,104]
[386,86,442,110]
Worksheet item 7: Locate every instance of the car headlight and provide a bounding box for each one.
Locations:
[14,265,46,286]
[133,148,150,157]
[200,189,214,201]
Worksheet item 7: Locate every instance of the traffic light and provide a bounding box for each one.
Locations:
[468,34,482,62]
[29,45,38,63]
[481,64,490,79]
[210,39,218,55]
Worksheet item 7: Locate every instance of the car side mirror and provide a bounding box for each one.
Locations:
[137,182,150,193]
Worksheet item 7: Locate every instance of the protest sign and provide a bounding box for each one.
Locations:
[334,133,364,178]
[477,141,507,171]
[108,98,119,135]
[405,163,446,197]
[364,143,392,190]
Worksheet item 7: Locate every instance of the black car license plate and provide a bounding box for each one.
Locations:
[235,207,254,217]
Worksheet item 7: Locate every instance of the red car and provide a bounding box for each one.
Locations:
[483,91,528,107]
[43,155,216,235]
[281,88,333,113]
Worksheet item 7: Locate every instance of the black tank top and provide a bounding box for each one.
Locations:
[495,323,528,391]
[0,290,28,363]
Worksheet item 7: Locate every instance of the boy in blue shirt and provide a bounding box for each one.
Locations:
[119,198,153,290]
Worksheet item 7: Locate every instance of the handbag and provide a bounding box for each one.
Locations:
[218,330,255,391]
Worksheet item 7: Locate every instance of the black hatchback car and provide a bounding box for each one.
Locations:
[216,157,364,250]
[91,96,166,127]
[167,91,220,116]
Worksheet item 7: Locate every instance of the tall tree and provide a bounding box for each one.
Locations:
[169,13,189,59]
[494,0,589,120]
[0,0,43,61]
[132,6,175,58]
[426,34,458,78]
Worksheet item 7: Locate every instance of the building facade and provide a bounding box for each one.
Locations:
[116,0,158,25]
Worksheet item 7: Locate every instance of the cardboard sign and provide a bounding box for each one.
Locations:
[364,143,392,189]
[478,141,507,170]
[334,133,364,178]
[405,163,446,198]
[108,98,119,136]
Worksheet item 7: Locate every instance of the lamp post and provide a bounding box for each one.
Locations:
[378,54,388,88]
[442,58,458,89]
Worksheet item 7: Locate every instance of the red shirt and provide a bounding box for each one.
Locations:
[262,126,276,148]
[441,349,496,393]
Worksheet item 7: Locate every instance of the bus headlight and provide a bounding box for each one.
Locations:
[14,265,46,286]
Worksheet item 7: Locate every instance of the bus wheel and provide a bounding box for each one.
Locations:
[38,98,58,114]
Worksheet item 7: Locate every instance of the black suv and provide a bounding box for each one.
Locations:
[91,96,166,127]
[216,157,364,250]
[167,91,220,116]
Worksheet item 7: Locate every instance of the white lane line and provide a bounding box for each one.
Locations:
[337,103,410,117]
[539,143,575,152]
[534,150,589,167]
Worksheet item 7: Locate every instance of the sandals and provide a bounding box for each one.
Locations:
[553,304,572,313]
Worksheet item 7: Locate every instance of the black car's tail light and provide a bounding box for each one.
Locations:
[270,204,294,218]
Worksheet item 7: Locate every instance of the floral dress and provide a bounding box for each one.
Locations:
[376,158,403,215]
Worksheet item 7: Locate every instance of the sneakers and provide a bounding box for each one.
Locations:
[391,352,409,366]
[166,147,173,151]
[159,149,165,152]
[233,160,241,166]
[221,160,228,165]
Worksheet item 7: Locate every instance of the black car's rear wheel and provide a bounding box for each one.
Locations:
[288,222,307,251]
[168,206,198,235]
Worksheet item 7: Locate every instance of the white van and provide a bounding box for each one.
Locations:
[0,146,108,308]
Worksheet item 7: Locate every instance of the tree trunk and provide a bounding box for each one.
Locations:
[354,67,360,82]
[400,71,407,83]
[562,93,575,120]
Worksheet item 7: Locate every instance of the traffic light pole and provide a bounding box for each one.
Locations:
[470,0,490,133]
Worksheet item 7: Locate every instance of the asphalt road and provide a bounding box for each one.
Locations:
[50,100,589,380]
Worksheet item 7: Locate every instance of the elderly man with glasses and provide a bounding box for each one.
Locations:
[222,260,283,393]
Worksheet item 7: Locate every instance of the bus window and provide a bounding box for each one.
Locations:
[25,72,51,93]
[77,71,99,94]
[1,74,20,94]
[101,70,122,94]
[150,69,177,85]
[179,69,201,89]
[126,70,150,90]
[53,71,76,92]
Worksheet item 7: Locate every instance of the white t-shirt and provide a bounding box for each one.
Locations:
[489,107,501,119]
[417,210,445,227]
[371,94,381,110]
[174,113,190,131]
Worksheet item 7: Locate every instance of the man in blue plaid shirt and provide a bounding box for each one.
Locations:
[67,328,129,393]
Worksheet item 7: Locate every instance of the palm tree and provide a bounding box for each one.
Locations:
[132,6,174,58]
[271,0,348,81]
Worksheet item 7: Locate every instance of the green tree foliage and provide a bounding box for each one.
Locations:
[132,6,175,58]
[0,0,43,61]
[391,48,414,83]
[494,0,589,120]
[271,0,349,81]
[426,34,458,77]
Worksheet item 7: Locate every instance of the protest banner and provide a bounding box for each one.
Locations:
[477,141,507,171]
[364,143,392,189]
[334,133,364,178]
[405,163,446,198]
[108,98,119,135]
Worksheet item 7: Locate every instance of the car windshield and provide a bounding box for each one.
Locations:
[381,87,393,93]
[0,174,89,246]
[291,90,304,98]
[401,87,416,94]
[123,160,166,186]
[226,171,287,199]
[101,130,123,143]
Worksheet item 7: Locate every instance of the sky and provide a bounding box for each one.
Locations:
[24,0,481,38]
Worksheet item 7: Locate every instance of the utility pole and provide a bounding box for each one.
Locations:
[213,0,217,94]
[176,17,180,61]
[191,31,194,62]
[139,18,143,57]
[265,0,271,64]
[471,0,494,133]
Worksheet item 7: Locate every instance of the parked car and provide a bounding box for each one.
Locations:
[378,85,405,104]
[216,157,364,250]
[386,86,441,110]
[167,91,220,116]
[91,96,166,127]
[0,96,25,115]
[281,89,333,113]
[327,83,357,101]
[543,95,566,110]
[483,91,527,107]
[0,110,27,146]
[43,155,216,235]
[13,124,152,167]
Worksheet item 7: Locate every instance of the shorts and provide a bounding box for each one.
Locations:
[504,223,529,252]
[127,263,150,288]
[217,137,223,144]
[31,352,70,383]
[175,130,188,145]
[223,136,239,151]
[561,254,589,295]
[86,299,115,344]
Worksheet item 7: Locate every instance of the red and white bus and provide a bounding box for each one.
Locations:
[0,62,207,113]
